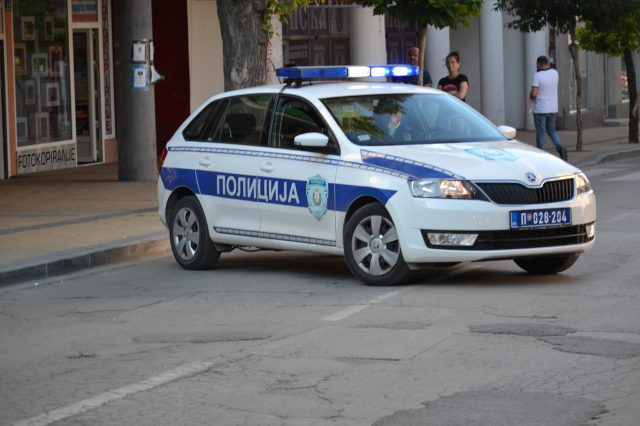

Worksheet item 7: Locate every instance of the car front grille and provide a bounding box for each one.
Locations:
[422,223,594,251]
[476,178,574,205]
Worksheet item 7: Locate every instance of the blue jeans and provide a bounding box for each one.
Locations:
[533,113,564,151]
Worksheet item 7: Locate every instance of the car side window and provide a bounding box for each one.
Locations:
[201,99,230,142]
[213,95,271,145]
[270,97,334,149]
[183,101,219,141]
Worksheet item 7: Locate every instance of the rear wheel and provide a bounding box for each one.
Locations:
[170,196,220,270]
[514,254,579,275]
[344,203,414,286]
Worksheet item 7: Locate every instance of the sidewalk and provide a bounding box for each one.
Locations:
[1,126,639,287]
[514,126,640,167]
[0,164,169,286]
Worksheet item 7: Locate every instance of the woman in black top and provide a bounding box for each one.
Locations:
[437,52,469,102]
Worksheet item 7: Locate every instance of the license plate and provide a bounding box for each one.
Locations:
[510,209,571,229]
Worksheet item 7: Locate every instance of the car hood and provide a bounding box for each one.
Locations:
[358,140,579,185]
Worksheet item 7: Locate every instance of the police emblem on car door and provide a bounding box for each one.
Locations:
[307,174,329,221]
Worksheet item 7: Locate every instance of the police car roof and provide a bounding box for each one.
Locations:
[207,81,444,103]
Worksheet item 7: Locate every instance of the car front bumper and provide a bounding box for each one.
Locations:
[386,184,596,264]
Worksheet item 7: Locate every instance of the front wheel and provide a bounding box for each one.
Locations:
[514,254,580,275]
[344,203,414,286]
[170,196,220,270]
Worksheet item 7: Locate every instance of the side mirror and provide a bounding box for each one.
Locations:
[497,125,516,139]
[294,132,329,147]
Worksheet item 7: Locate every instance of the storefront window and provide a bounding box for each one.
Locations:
[14,0,72,147]
[385,14,419,65]
[282,8,350,67]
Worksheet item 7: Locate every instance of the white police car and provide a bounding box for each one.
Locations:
[157,65,595,286]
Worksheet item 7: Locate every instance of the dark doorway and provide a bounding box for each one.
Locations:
[152,0,191,156]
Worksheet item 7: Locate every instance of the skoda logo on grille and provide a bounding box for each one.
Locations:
[525,172,538,183]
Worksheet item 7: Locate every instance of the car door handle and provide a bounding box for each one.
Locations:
[199,158,211,167]
[260,163,274,172]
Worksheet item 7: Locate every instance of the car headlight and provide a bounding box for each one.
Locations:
[409,179,482,199]
[576,173,592,194]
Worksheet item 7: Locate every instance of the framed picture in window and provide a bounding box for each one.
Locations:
[44,17,54,41]
[330,8,348,36]
[58,117,71,139]
[22,17,36,41]
[35,112,49,144]
[25,80,36,105]
[331,39,350,66]
[31,53,49,78]
[49,46,62,77]
[15,44,27,76]
[46,82,60,107]
[17,117,28,142]
[311,39,330,66]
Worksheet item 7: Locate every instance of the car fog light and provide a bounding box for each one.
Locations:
[427,233,478,246]
[586,223,595,238]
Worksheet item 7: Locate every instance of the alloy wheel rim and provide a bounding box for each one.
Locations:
[351,215,399,276]
[173,207,200,261]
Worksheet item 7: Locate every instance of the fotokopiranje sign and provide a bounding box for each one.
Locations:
[17,143,76,174]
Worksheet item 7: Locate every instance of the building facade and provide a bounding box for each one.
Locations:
[1,1,637,179]
[0,0,116,178]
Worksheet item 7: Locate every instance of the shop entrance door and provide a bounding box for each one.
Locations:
[73,29,101,163]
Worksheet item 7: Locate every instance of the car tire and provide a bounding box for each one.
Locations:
[513,254,580,275]
[170,196,221,270]
[344,203,415,286]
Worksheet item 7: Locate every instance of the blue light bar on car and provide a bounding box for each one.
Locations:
[277,66,348,79]
[276,65,426,80]
[370,65,420,77]
[276,66,372,79]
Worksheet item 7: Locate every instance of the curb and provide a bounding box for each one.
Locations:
[0,231,170,288]
[572,146,640,168]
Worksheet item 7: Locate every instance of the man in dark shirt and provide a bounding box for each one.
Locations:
[393,47,432,87]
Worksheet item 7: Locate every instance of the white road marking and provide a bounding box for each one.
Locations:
[604,171,640,181]
[322,264,483,322]
[583,168,616,178]
[322,288,409,321]
[12,361,215,426]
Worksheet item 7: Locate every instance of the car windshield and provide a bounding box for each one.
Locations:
[320,93,508,146]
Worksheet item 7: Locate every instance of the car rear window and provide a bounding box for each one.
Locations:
[217,96,272,145]
[183,101,218,141]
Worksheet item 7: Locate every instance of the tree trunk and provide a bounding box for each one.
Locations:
[217,0,268,92]
[623,49,639,143]
[418,26,427,86]
[568,23,583,152]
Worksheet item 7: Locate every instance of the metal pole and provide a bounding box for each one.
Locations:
[113,0,157,181]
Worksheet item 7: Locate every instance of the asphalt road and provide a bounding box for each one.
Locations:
[1,157,639,426]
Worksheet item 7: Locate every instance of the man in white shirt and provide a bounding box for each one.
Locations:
[530,56,568,161]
